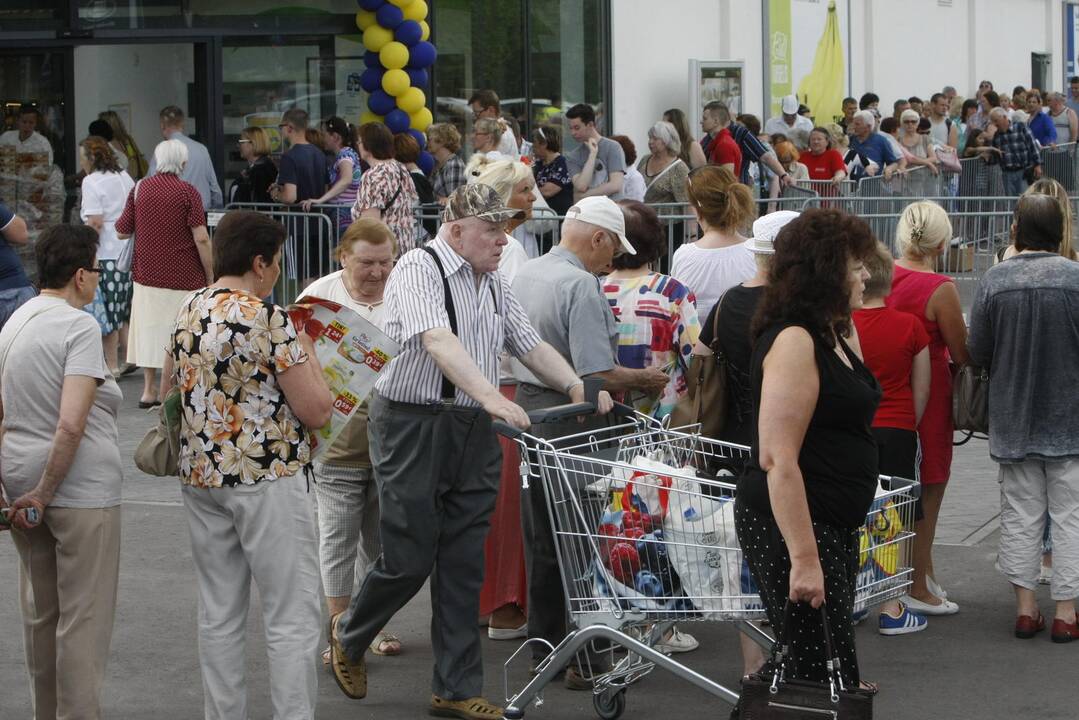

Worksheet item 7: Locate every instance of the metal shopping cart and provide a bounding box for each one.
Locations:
[495,403,919,720]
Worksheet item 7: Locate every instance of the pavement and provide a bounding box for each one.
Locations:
[0,373,1071,719]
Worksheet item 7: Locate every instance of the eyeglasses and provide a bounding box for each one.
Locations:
[237,139,252,144]
[83,266,103,274]
[902,119,918,124]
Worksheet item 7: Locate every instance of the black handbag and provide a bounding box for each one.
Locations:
[739,602,873,719]
[952,363,989,445]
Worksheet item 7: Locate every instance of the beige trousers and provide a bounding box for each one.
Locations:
[11,505,122,720]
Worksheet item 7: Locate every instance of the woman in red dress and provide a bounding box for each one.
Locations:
[886,201,969,616]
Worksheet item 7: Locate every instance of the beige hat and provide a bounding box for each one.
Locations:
[442,183,525,224]
[565,197,636,255]
[745,211,799,254]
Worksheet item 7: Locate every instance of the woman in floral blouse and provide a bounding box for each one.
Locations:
[351,122,418,257]
[161,210,333,720]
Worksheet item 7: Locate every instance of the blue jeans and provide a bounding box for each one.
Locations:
[0,285,36,329]
[1002,169,1029,196]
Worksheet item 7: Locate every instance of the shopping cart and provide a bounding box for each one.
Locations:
[495,402,919,720]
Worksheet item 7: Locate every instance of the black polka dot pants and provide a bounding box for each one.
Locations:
[735,502,861,687]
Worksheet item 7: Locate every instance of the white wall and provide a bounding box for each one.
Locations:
[74,44,194,162]
[612,0,1068,151]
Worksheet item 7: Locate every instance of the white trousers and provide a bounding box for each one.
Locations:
[997,458,1079,600]
[182,476,321,720]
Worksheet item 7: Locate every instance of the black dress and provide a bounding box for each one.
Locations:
[735,322,881,687]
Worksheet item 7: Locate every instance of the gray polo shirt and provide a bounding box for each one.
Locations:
[511,246,617,388]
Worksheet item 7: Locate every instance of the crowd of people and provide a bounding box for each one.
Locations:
[0,79,1077,720]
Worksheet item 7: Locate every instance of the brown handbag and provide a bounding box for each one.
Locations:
[669,295,726,437]
[133,387,182,476]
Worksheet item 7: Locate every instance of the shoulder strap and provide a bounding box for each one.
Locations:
[0,301,65,378]
[420,246,457,402]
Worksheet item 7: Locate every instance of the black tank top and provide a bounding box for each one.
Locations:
[737,322,882,528]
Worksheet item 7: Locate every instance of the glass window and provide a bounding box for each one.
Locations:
[73,43,196,174]
[432,0,526,153]
[0,1,63,28]
[77,0,356,29]
[221,35,367,192]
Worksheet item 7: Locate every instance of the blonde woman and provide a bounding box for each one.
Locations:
[637,121,689,205]
[1000,178,1078,261]
[886,201,969,617]
[469,158,532,279]
[99,109,148,179]
[427,123,466,202]
[467,117,507,171]
[232,126,277,204]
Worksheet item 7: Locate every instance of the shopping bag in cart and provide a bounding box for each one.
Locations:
[621,469,672,519]
[663,485,747,618]
[857,492,905,587]
[593,509,691,613]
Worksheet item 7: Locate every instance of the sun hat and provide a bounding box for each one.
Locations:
[781,95,800,115]
[745,211,800,254]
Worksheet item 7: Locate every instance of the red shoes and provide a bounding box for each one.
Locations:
[1015,612,1079,642]
[1015,613,1046,639]
[1051,616,1079,644]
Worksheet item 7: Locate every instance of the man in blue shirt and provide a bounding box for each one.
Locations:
[987,108,1042,195]
[148,105,223,210]
[0,202,35,328]
[1025,92,1057,146]
[847,110,905,181]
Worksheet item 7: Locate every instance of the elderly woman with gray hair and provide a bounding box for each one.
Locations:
[115,138,212,407]
[637,120,690,205]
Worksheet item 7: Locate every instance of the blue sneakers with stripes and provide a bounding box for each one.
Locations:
[878,602,928,636]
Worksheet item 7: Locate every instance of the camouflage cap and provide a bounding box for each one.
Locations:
[442,182,526,224]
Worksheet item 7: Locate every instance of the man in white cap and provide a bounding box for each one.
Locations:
[510,196,669,688]
[764,94,815,150]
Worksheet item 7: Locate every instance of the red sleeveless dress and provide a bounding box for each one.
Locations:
[885,266,954,485]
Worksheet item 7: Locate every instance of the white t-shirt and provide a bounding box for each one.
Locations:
[299,270,386,329]
[763,114,814,149]
[0,296,123,508]
[499,234,529,283]
[0,130,53,166]
[80,170,136,260]
[670,241,756,318]
[622,165,646,202]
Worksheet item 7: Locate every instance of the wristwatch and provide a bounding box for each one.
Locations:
[564,380,584,396]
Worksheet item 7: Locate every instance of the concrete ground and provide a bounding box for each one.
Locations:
[0,373,1071,719]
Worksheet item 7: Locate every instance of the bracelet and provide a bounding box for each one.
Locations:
[564,380,584,395]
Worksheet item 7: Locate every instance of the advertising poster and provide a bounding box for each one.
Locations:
[689,61,745,132]
[767,0,850,126]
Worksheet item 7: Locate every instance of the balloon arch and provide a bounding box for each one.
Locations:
[355,0,438,175]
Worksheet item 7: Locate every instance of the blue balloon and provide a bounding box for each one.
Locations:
[394,19,423,46]
[368,90,396,116]
[406,67,429,89]
[407,41,437,70]
[407,128,426,150]
[359,68,384,93]
[375,3,404,29]
[357,0,385,10]
[385,108,410,134]
[363,51,381,69]
[417,150,435,176]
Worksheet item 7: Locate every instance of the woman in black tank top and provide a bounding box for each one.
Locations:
[733,209,881,693]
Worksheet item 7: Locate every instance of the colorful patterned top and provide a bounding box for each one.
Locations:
[602,272,701,419]
[352,160,419,257]
[330,146,362,229]
[170,287,312,488]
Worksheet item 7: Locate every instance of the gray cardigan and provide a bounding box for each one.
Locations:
[968,252,1079,463]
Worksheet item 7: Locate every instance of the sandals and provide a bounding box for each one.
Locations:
[858,680,879,695]
[370,630,402,656]
[429,695,504,719]
[328,612,367,699]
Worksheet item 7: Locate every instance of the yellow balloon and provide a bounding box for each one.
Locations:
[409,106,433,132]
[382,69,410,97]
[397,87,426,114]
[419,20,430,41]
[390,0,415,8]
[362,25,393,53]
[355,9,376,30]
[359,110,384,126]
[379,41,409,71]
[403,0,427,21]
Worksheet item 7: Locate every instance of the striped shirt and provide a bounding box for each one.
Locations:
[375,234,542,407]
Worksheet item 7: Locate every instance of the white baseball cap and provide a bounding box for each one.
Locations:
[565,197,636,255]
[745,211,799,254]
[781,94,800,115]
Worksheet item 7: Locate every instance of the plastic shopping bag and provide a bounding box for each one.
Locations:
[857,488,905,588]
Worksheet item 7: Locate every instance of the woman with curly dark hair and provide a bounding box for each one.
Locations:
[735,208,880,694]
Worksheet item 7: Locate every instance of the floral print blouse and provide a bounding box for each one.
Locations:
[171,287,311,488]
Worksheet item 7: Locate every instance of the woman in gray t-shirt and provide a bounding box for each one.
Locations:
[0,224,123,719]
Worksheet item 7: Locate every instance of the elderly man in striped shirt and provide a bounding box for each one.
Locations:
[327,183,612,720]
